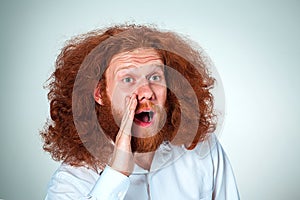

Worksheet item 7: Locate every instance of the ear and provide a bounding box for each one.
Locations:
[94,85,104,106]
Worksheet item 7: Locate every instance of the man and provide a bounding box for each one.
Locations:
[41,24,240,199]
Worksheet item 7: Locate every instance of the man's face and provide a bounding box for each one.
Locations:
[105,48,167,138]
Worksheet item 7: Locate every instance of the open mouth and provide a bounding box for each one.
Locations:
[134,111,154,124]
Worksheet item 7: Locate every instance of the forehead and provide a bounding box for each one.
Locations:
[106,48,163,75]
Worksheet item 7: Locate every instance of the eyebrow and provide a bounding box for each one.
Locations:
[114,64,165,75]
[114,65,137,75]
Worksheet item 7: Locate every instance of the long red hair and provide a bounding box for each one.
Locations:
[40,24,216,170]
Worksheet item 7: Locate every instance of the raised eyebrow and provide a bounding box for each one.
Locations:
[147,66,165,79]
[114,65,136,76]
[115,64,164,74]
[150,64,165,72]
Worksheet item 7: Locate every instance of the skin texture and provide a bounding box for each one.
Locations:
[94,49,168,174]
[105,48,167,137]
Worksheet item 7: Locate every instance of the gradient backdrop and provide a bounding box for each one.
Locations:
[0,0,299,199]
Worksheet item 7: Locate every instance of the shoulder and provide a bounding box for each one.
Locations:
[190,133,226,161]
[51,163,99,183]
[45,164,99,199]
[191,134,240,199]
[187,133,235,179]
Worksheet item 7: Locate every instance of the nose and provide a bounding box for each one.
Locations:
[136,82,154,101]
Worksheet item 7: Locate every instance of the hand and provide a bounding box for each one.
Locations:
[109,94,137,176]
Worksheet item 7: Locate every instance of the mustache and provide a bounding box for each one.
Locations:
[135,101,155,113]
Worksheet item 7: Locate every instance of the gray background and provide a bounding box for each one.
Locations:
[1,0,299,199]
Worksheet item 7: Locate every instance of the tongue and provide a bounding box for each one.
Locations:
[141,114,149,122]
[135,112,150,123]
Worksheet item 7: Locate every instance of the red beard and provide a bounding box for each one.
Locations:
[98,91,176,153]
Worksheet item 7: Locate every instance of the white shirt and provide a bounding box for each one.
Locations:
[45,134,240,200]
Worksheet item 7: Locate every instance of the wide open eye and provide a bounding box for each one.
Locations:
[122,77,134,83]
[149,75,161,82]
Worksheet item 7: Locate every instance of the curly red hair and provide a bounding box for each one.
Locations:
[41,24,216,170]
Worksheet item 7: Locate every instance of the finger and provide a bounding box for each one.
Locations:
[128,94,137,119]
[119,95,134,127]
[116,94,137,146]
[119,94,137,135]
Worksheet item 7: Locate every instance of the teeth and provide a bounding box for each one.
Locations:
[135,111,154,123]
[148,111,154,122]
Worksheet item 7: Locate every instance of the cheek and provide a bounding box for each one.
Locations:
[110,86,133,108]
[111,90,125,105]
[154,85,167,104]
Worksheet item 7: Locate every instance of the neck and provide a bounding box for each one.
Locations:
[133,151,155,171]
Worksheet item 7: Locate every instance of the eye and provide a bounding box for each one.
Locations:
[149,75,161,81]
[122,77,134,83]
